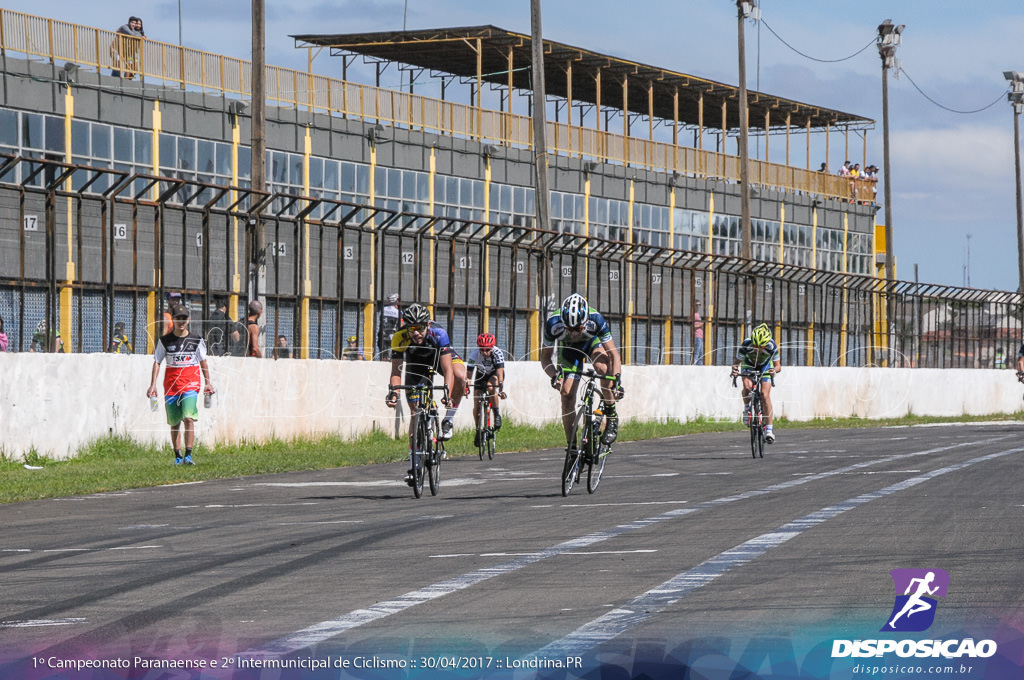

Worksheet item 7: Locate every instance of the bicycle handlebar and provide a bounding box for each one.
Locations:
[732,369,775,388]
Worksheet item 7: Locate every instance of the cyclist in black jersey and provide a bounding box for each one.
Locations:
[386,303,455,484]
[466,332,507,445]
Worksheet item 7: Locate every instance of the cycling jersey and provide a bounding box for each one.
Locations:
[467,347,505,387]
[153,332,208,396]
[736,338,780,373]
[543,307,614,373]
[391,325,456,381]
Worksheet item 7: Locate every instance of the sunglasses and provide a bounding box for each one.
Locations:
[173,315,189,321]
[407,325,427,333]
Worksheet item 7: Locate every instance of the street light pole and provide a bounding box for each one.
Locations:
[1005,71,1024,292]
[877,20,903,283]
[737,1,756,262]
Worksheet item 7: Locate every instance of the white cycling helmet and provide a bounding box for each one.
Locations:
[559,293,589,330]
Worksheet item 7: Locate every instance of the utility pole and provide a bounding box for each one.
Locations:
[737,0,755,262]
[877,19,903,283]
[530,0,552,307]
[1005,71,1024,292]
[251,0,267,306]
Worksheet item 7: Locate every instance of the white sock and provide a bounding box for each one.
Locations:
[445,408,457,422]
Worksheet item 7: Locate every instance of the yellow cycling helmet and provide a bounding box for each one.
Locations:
[751,323,772,347]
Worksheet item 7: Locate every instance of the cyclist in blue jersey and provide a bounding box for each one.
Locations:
[540,293,624,456]
[730,322,782,443]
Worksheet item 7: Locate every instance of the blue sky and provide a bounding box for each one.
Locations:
[7,1,1023,290]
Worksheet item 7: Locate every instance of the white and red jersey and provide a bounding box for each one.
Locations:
[153,331,208,396]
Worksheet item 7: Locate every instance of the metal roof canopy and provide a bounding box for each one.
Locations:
[292,25,873,133]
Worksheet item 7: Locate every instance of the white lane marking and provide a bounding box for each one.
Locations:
[0,618,86,628]
[15,546,162,554]
[243,435,1012,658]
[533,446,1021,659]
[173,503,320,509]
[274,521,364,526]
[532,501,688,509]
[255,478,486,488]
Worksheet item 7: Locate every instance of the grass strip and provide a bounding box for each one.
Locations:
[2,413,1021,504]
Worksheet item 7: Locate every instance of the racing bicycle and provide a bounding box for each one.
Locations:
[475,394,497,461]
[389,383,449,498]
[561,368,612,496]
[733,368,774,459]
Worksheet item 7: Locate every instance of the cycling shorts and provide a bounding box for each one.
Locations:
[472,371,500,392]
[556,336,603,376]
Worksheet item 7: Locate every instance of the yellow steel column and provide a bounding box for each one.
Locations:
[583,170,591,285]
[147,101,162,353]
[60,85,75,353]
[483,154,492,331]
[667,180,677,364]
[229,108,241,323]
[838,212,850,366]
[624,178,635,365]
[705,193,715,366]
[365,134,378,344]
[428,145,437,308]
[808,203,819,366]
[301,127,312,358]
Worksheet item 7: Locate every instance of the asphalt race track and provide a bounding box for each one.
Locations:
[2,423,1023,679]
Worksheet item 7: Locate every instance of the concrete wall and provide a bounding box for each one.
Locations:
[2,353,1021,460]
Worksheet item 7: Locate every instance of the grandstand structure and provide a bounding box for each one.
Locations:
[0,9,1018,368]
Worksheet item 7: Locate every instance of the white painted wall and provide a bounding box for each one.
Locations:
[2,353,1021,460]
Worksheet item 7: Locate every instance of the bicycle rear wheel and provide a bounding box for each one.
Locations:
[428,414,442,495]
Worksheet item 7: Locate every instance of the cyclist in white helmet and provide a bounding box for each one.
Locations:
[540,292,623,456]
[730,322,782,443]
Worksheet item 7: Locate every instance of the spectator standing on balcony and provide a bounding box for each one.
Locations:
[817,162,827,173]
[838,160,851,177]
[110,16,145,80]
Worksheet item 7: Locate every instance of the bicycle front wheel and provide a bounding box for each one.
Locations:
[750,394,765,459]
[486,429,495,460]
[412,413,427,498]
[561,445,583,497]
[477,404,487,461]
[428,416,442,495]
[587,441,607,493]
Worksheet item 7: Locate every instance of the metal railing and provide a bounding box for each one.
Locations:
[0,8,876,202]
[0,154,1017,369]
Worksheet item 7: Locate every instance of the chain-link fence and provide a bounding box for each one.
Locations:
[1,154,1020,367]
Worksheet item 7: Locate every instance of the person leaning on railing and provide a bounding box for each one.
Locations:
[110,16,145,79]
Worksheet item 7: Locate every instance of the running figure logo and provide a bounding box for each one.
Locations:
[881,568,949,632]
